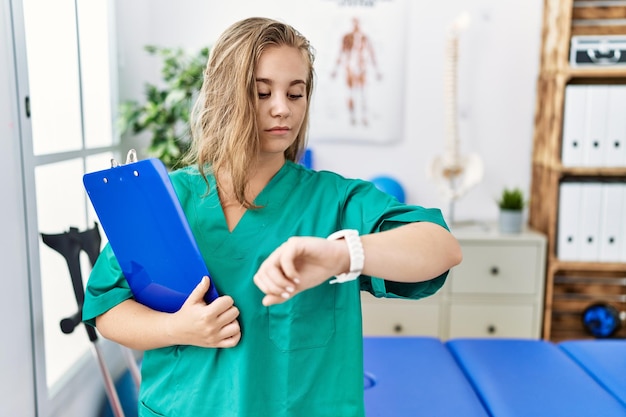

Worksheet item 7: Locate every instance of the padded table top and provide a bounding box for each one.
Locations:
[363,336,488,417]
[559,339,626,408]
[447,338,626,417]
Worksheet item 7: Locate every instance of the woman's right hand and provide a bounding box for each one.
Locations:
[168,276,241,348]
[96,276,241,350]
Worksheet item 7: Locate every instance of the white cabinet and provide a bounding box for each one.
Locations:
[448,303,536,338]
[361,294,441,337]
[361,224,547,339]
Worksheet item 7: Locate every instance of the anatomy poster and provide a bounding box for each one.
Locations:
[304,0,408,144]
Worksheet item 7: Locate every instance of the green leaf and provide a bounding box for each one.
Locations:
[165,89,186,107]
[497,188,525,210]
[116,44,210,169]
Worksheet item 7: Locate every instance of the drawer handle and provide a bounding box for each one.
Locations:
[490,266,499,276]
[393,324,403,333]
[487,325,497,334]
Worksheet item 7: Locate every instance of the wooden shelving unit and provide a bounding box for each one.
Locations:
[530,0,626,341]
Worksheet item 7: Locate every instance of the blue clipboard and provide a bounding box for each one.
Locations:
[83,157,218,313]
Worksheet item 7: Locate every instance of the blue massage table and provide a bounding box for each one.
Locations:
[364,336,626,417]
[559,339,626,408]
[446,338,626,417]
[363,337,488,417]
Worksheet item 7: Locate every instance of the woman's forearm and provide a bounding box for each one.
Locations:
[360,222,462,283]
[96,299,176,350]
[95,278,242,351]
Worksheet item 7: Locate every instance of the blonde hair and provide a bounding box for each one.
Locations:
[186,17,315,207]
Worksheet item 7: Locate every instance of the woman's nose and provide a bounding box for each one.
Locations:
[270,96,291,118]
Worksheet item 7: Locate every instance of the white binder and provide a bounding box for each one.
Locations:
[578,182,603,262]
[598,183,624,262]
[557,182,582,260]
[582,86,609,167]
[621,184,626,263]
[561,85,587,167]
[605,85,626,167]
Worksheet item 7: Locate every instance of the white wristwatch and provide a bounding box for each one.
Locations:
[327,229,364,284]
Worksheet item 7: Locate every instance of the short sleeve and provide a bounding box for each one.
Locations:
[82,243,133,327]
[339,179,450,300]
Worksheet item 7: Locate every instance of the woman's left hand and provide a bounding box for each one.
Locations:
[253,236,349,306]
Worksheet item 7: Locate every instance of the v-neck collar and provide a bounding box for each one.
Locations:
[214,161,297,235]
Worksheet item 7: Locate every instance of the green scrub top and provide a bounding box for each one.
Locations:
[83,161,449,417]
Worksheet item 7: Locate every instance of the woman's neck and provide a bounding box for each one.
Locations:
[216,156,286,232]
[217,155,286,205]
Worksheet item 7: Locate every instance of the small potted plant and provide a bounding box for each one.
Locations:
[497,187,525,233]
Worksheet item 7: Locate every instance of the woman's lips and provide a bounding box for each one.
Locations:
[267,126,290,134]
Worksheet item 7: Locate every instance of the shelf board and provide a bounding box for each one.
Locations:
[560,166,626,176]
[566,67,626,79]
[532,163,626,177]
[551,260,626,273]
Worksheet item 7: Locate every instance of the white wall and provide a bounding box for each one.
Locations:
[115,0,544,225]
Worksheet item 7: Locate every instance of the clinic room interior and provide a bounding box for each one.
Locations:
[3,0,626,416]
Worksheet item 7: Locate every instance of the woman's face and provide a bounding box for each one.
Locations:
[255,45,309,160]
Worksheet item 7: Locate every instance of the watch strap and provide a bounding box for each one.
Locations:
[327,229,364,284]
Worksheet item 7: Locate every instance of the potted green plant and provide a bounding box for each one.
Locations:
[117,45,210,169]
[497,187,525,233]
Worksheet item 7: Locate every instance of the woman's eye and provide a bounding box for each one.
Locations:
[289,94,304,100]
[258,92,270,99]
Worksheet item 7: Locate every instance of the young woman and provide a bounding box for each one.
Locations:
[83,17,462,417]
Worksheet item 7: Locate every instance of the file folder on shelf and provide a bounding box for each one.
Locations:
[83,157,219,313]
[578,183,603,262]
[619,183,626,263]
[562,84,626,168]
[561,85,586,167]
[557,182,582,261]
[599,183,624,262]
[605,86,626,167]
[582,86,608,167]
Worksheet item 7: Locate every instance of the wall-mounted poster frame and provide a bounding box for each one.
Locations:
[304,0,408,144]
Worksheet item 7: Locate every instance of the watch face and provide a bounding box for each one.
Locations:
[582,303,621,338]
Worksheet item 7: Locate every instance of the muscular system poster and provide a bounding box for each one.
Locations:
[305,0,408,144]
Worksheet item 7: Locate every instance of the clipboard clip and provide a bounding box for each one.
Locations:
[110,149,138,168]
